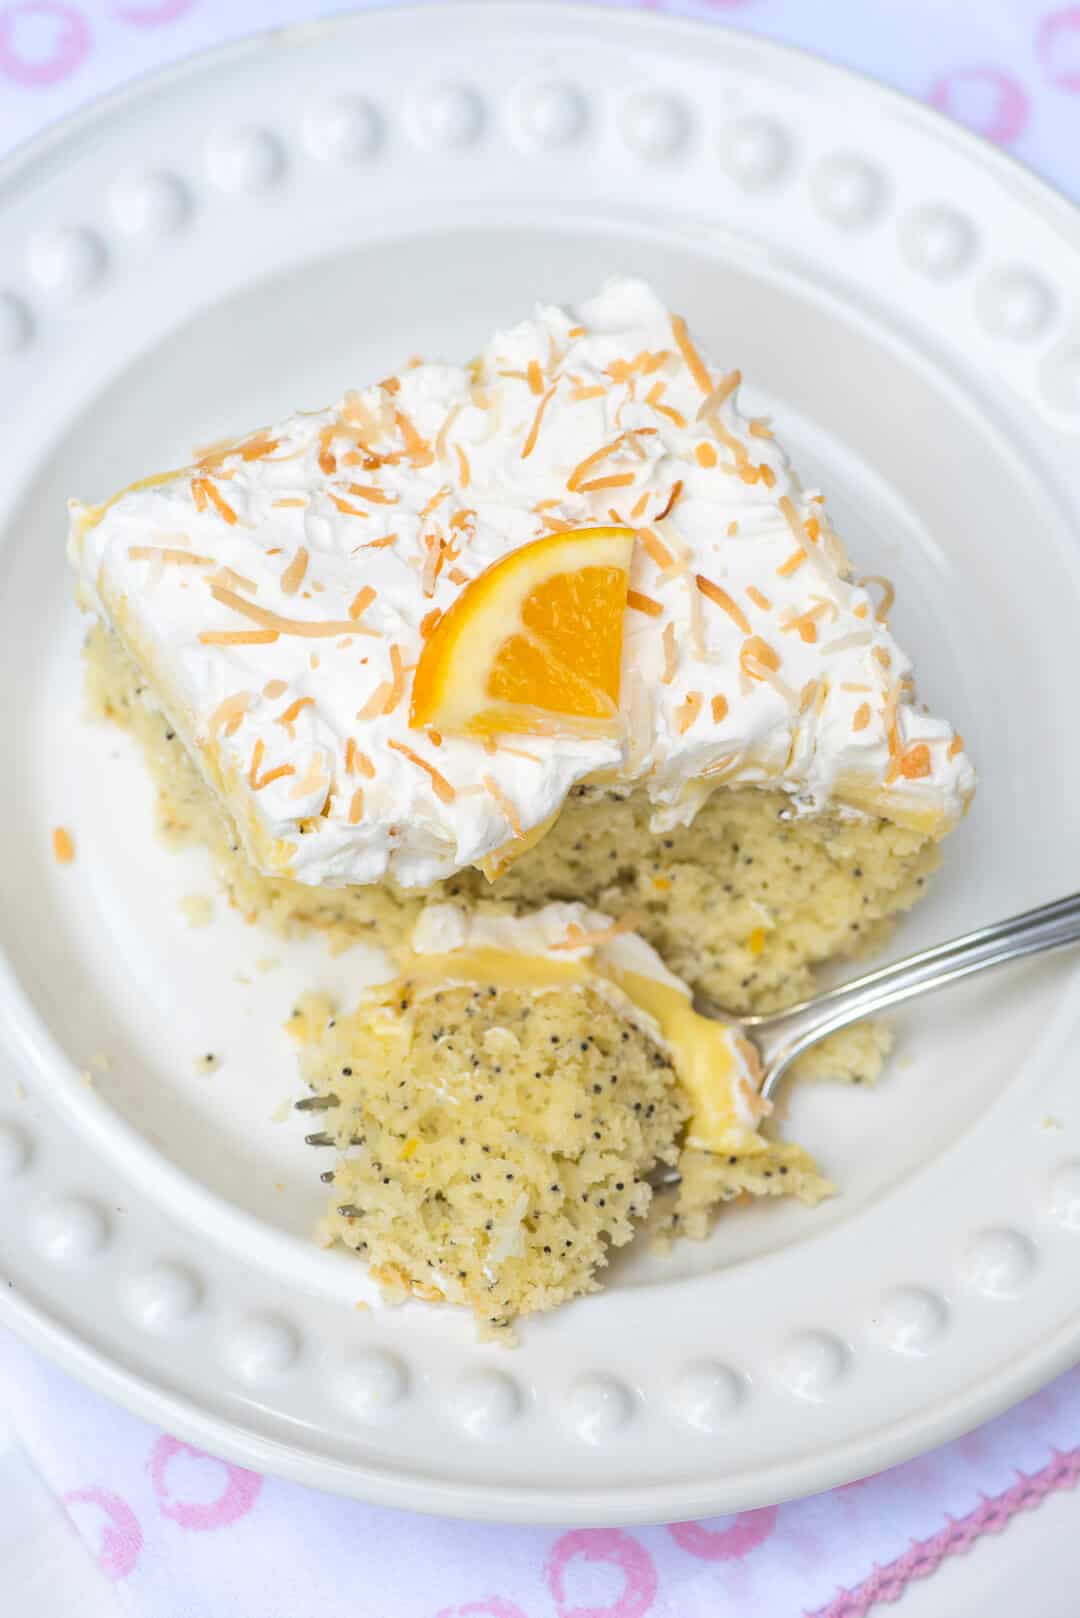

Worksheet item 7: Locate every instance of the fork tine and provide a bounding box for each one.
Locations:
[305,1130,336,1147]
[337,1204,363,1218]
[320,1169,335,1184]
[295,1094,340,1112]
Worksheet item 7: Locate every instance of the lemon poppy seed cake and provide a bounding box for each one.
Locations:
[69,277,973,1319]
[71,279,972,1028]
[291,903,828,1332]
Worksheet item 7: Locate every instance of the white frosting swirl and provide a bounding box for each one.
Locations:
[69,278,973,888]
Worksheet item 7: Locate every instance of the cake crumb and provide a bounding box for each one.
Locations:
[256,956,280,974]
[233,971,254,985]
[194,1051,221,1076]
[354,1300,371,1312]
[14,1082,26,1102]
[270,1098,292,1123]
[1043,1114,1064,1132]
[90,1051,111,1072]
[78,1069,94,1088]
[179,894,214,928]
[52,827,76,864]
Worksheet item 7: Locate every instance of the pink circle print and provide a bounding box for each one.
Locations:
[0,2,90,87]
[1038,8,1080,91]
[113,0,194,24]
[148,1435,262,1531]
[668,1507,779,1561]
[929,67,1029,144]
[63,1488,143,1582]
[547,1529,658,1618]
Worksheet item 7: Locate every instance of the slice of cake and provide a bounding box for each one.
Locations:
[290,903,827,1334]
[71,278,973,1059]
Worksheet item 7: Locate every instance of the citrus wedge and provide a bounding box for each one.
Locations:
[410,526,635,737]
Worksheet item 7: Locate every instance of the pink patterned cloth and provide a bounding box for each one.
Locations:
[2,1,1079,1612]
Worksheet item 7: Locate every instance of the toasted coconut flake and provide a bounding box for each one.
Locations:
[857,574,896,622]
[526,358,544,395]
[644,380,688,429]
[394,407,434,468]
[778,495,805,548]
[447,566,468,585]
[706,419,750,469]
[898,742,932,780]
[947,733,964,760]
[711,693,729,723]
[840,681,872,693]
[209,691,253,738]
[853,602,869,620]
[805,516,822,542]
[210,566,257,596]
[539,514,574,533]
[346,483,399,506]
[674,691,703,733]
[419,484,452,521]
[272,497,308,509]
[873,646,892,670]
[482,775,524,837]
[388,739,456,803]
[521,383,558,460]
[696,574,753,635]
[193,478,237,524]
[348,787,365,824]
[199,628,279,646]
[759,464,776,489]
[329,495,369,518]
[248,739,265,788]
[749,419,773,440]
[209,584,368,638]
[696,370,742,421]
[627,589,663,618]
[420,608,442,639]
[661,621,678,684]
[823,630,873,656]
[277,696,315,734]
[639,528,675,571]
[567,434,628,492]
[288,750,328,801]
[567,324,586,338]
[740,635,781,680]
[52,827,75,864]
[776,549,806,577]
[654,480,683,522]
[853,702,871,732]
[128,546,215,566]
[349,585,377,621]
[317,425,338,475]
[346,741,376,778]
[746,585,772,611]
[358,533,398,551]
[435,404,462,460]
[578,472,636,493]
[256,764,297,790]
[695,442,718,468]
[670,313,712,394]
[570,384,606,402]
[263,679,288,699]
[781,601,829,644]
[629,490,649,519]
[280,546,309,596]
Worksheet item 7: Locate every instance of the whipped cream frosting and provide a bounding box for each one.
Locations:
[69,278,974,888]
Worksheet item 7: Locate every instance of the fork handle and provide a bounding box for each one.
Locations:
[742,891,1080,1096]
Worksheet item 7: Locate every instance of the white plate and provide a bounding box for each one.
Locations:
[1,1,1080,1525]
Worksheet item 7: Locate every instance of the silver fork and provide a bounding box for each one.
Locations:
[301,892,1080,1200]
